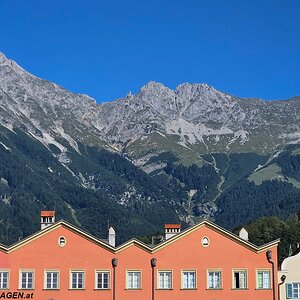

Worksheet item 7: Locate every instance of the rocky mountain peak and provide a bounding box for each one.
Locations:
[140,81,173,95]
[176,82,210,91]
[136,81,231,114]
[0,52,37,88]
[139,81,220,99]
[0,53,98,148]
[0,52,299,160]
[176,82,227,100]
[0,52,8,64]
[0,52,94,103]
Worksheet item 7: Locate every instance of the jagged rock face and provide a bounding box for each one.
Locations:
[94,82,243,141]
[0,52,300,163]
[0,53,101,152]
[93,81,300,160]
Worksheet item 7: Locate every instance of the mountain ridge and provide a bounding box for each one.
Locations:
[0,52,300,244]
[1,51,300,170]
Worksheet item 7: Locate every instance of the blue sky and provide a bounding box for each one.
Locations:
[0,0,299,102]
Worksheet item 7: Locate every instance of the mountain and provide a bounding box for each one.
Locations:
[0,52,300,244]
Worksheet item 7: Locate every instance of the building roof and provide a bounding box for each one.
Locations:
[0,219,280,255]
[40,211,55,217]
[164,224,181,229]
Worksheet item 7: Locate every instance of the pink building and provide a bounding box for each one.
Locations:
[0,211,279,300]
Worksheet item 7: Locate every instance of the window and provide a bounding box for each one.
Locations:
[286,283,300,299]
[0,271,9,289]
[208,271,222,289]
[70,271,84,289]
[158,271,172,289]
[257,270,270,289]
[127,271,141,289]
[96,271,110,289]
[201,237,210,247]
[182,271,196,289]
[45,271,59,289]
[20,271,34,289]
[233,270,247,289]
[58,236,66,247]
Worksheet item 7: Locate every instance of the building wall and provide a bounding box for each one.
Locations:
[152,225,278,300]
[0,222,278,300]
[279,251,300,300]
[7,227,115,300]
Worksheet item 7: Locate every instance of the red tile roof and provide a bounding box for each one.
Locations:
[164,224,181,229]
[40,211,55,217]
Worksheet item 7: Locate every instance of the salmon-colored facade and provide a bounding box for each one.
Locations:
[0,219,279,300]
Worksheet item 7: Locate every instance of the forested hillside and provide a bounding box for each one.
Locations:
[215,144,300,228]
[0,125,182,245]
[238,214,300,263]
[1,122,300,246]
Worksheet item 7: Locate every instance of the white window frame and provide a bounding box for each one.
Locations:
[0,270,9,289]
[207,269,222,289]
[232,269,247,289]
[201,236,210,247]
[126,270,141,290]
[256,269,271,289]
[44,270,60,289]
[157,270,172,290]
[95,270,110,290]
[181,270,196,289]
[19,270,34,289]
[286,282,300,299]
[69,270,85,290]
[58,236,66,247]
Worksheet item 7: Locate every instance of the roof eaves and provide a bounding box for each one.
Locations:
[115,238,153,253]
[58,220,115,252]
[7,222,61,253]
[0,245,7,253]
[151,219,280,253]
[6,219,116,253]
[151,221,206,252]
[256,239,280,253]
[3,218,280,255]
[204,220,280,252]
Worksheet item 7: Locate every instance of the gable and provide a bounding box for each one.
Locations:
[7,221,114,254]
[150,221,279,254]
[2,220,279,256]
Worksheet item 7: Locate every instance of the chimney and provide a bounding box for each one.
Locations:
[40,211,55,230]
[239,227,249,241]
[165,224,181,240]
[108,227,116,247]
